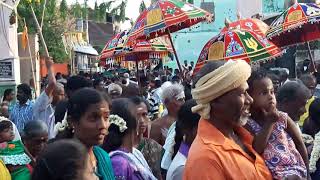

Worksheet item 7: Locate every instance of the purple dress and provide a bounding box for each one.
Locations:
[246,112,307,179]
[110,148,157,180]
[111,155,138,180]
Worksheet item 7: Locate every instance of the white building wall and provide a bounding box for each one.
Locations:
[0,1,21,95]
[237,0,263,18]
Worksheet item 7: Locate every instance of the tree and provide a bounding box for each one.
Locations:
[82,0,88,18]
[99,1,114,22]
[59,0,68,20]
[93,1,100,21]
[110,0,128,23]
[46,0,57,17]
[71,1,82,18]
[139,1,146,13]
[17,0,70,63]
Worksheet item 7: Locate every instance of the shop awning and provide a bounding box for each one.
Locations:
[74,45,98,56]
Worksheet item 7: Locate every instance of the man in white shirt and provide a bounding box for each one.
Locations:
[33,57,65,139]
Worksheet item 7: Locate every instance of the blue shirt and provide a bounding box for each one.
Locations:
[9,100,34,132]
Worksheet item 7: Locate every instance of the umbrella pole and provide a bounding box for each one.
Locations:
[30,5,49,57]
[167,32,183,73]
[306,42,317,73]
[136,60,142,95]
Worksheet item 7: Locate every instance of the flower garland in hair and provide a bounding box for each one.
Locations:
[54,110,69,135]
[310,131,320,173]
[54,119,68,135]
[108,115,127,133]
[0,116,10,122]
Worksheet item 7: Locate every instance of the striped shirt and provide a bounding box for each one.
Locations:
[9,100,34,132]
[148,89,161,119]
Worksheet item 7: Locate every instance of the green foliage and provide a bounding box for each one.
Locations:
[16,0,134,63]
[139,1,146,13]
[110,0,128,23]
[82,0,88,18]
[17,1,36,33]
[71,1,82,18]
[46,0,56,17]
[41,23,68,63]
[17,0,68,63]
[99,1,114,22]
[81,0,128,23]
[93,1,100,21]
[59,0,68,20]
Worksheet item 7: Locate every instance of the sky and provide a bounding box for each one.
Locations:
[66,0,151,30]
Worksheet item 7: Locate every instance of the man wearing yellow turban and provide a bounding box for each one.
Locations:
[184,60,272,180]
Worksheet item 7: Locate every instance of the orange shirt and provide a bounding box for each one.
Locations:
[183,119,272,180]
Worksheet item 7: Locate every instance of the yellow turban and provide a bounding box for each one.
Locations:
[191,60,251,119]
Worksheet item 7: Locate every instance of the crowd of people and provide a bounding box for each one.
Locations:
[0,56,320,180]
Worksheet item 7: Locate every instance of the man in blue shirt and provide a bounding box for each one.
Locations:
[10,83,34,132]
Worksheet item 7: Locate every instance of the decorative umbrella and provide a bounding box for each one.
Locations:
[127,0,213,71]
[100,31,172,65]
[266,2,320,71]
[120,37,173,90]
[100,31,173,92]
[123,38,173,61]
[193,29,283,75]
[99,30,129,64]
[221,17,269,36]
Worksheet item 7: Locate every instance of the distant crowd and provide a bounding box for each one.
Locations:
[1,58,320,180]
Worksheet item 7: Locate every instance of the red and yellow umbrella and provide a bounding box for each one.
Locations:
[127,0,212,71]
[100,31,172,67]
[221,18,269,36]
[266,3,320,47]
[123,38,173,61]
[194,29,283,75]
[266,2,320,72]
[127,0,211,42]
[99,30,128,63]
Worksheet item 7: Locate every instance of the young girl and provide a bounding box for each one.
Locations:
[0,116,32,180]
[103,98,157,180]
[246,69,309,180]
[65,88,115,180]
[0,118,12,180]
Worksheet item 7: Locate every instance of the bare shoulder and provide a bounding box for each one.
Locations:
[150,118,166,144]
[151,117,165,127]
